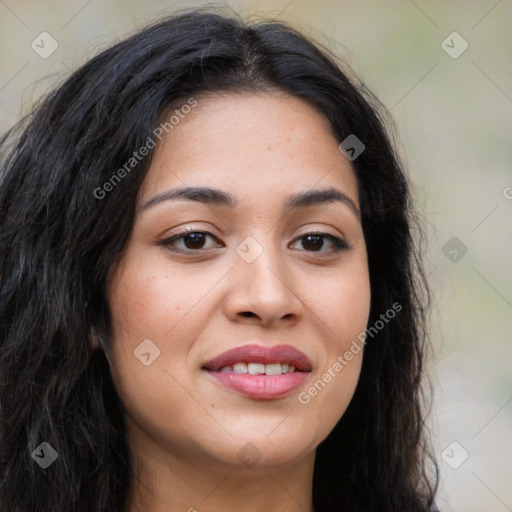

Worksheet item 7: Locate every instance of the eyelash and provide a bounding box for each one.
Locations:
[158,227,349,255]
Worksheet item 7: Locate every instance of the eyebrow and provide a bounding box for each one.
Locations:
[141,186,360,217]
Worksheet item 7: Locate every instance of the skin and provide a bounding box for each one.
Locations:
[102,92,371,512]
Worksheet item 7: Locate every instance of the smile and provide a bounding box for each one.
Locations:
[202,344,312,400]
[218,362,297,374]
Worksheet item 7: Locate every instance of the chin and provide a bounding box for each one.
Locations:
[199,428,316,471]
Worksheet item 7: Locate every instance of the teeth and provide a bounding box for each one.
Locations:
[265,363,282,375]
[217,362,298,374]
[248,363,265,375]
[233,362,247,373]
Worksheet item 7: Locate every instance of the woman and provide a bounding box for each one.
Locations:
[0,8,439,512]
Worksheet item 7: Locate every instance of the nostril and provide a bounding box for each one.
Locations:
[240,311,256,318]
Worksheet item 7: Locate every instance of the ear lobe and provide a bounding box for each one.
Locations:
[90,328,113,367]
[89,328,101,350]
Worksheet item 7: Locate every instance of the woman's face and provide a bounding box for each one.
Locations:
[106,92,371,471]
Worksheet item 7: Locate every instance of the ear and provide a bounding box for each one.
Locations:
[89,328,101,350]
[89,328,113,367]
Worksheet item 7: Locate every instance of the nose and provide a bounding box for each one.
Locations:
[223,242,304,328]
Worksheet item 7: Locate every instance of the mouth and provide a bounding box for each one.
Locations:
[202,344,312,372]
[202,344,312,400]
[215,362,300,375]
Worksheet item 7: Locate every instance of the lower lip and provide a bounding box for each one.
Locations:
[204,370,310,399]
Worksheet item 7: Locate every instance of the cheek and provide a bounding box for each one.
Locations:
[299,265,370,432]
[107,251,216,342]
[307,265,371,345]
[299,336,364,444]
[105,248,230,395]
[105,254,213,442]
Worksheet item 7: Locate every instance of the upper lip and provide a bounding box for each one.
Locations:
[202,344,313,372]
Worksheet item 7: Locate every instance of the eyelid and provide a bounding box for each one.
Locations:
[158,227,223,249]
[293,223,349,244]
[160,224,218,239]
[289,232,349,253]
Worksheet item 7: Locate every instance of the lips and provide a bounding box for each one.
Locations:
[202,344,313,372]
[202,344,312,400]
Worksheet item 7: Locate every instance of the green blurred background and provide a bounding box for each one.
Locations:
[1,1,510,510]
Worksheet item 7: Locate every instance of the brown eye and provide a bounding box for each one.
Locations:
[290,233,348,253]
[158,230,223,252]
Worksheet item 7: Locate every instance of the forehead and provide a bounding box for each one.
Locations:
[138,92,359,209]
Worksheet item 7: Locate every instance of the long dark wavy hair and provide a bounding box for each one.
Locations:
[0,8,438,512]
